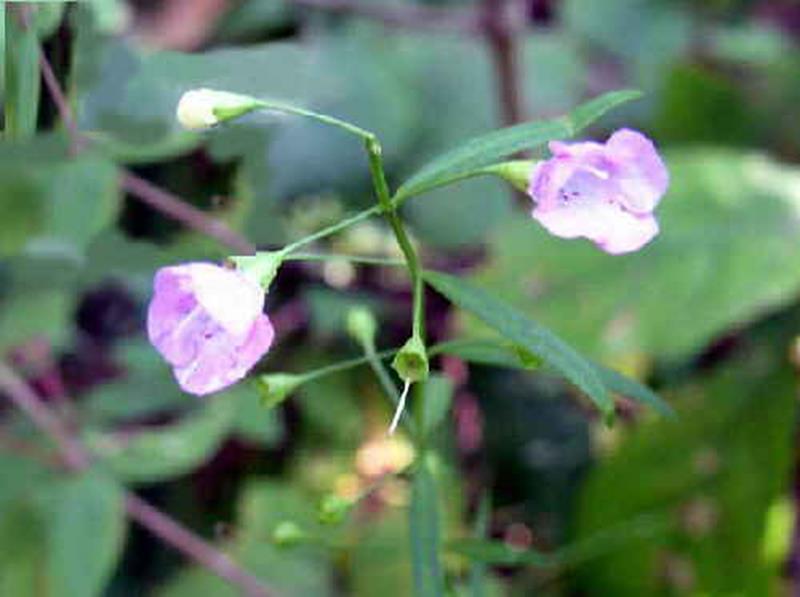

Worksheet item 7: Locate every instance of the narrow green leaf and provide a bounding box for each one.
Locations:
[592,363,675,418]
[4,5,40,140]
[468,495,492,597]
[410,458,445,597]
[422,374,454,438]
[432,339,540,370]
[395,89,642,201]
[424,270,613,416]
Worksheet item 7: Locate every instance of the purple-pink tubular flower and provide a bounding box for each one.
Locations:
[147,263,274,396]
[527,128,669,254]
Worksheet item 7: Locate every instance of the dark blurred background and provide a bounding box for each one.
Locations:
[2,0,800,595]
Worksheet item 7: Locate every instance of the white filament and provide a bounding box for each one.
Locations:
[388,380,411,435]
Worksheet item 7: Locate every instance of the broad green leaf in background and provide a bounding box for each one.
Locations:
[80,338,283,463]
[0,467,126,597]
[474,150,800,359]
[0,143,120,350]
[574,340,797,595]
[0,289,71,351]
[351,510,414,597]
[37,472,126,597]
[85,397,235,484]
[0,144,120,258]
[395,90,641,202]
[449,513,667,569]
[4,5,40,140]
[0,498,48,595]
[159,482,334,597]
[424,270,613,416]
[563,0,691,94]
[79,341,193,424]
[410,458,445,597]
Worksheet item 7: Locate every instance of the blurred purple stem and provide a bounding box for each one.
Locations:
[0,361,276,597]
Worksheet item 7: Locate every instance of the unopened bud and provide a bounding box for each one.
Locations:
[346,306,377,347]
[272,521,306,547]
[317,494,352,525]
[176,88,262,130]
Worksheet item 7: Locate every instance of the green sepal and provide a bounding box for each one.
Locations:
[230,250,286,291]
[392,334,430,383]
[255,373,305,409]
[483,160,538,193]
[212,99,264,123]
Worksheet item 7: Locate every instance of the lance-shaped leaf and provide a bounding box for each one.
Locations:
[395,89,642,201]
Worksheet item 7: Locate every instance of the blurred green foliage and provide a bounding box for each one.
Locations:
[1,0,800,595]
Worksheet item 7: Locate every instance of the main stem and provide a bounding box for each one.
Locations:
[365,137,426,340]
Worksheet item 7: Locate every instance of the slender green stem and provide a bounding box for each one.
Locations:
[282,206,380,254]
[291,339,475,384]
[284,253,405,267]
[254,100,374,140]
[301,347,399,383]
[361,336,417,437]
[392,160,536,207]
[364,137,426,340]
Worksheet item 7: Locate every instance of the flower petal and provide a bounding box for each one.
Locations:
[147,266,200,366]
[528,157,580,209]
[172,313,274,396]
[532,199,659,254]
[187,263,265,337]
[606,129,669,214]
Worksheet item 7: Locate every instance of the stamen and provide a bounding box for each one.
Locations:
[388,380,411,435]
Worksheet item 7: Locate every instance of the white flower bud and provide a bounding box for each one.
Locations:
[175,88,260,130]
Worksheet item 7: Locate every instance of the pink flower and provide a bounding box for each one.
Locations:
[527,128,669,254]
[147,263,274,395]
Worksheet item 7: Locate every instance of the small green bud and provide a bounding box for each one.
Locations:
[256,373,305,408]
[346,306,377,347]
[317,494,352,525]
[392,334,429,383]
[231,250,286,291]
[272,521,306,547]
[512,345,542,370]
[487,160,538,193]
[176,88,263,130]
